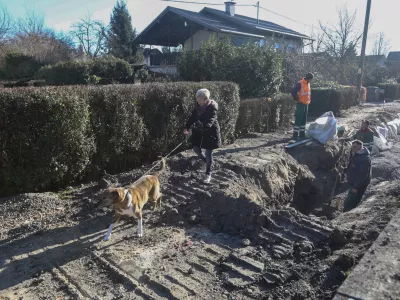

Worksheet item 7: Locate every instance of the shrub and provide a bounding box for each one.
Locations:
[0,87,94,195]
[235,93,294,136]
[178,35,282,98]
[90,56,132,82]
[2,53,44,80]
[36,56,132,86]
[377,83,400,101]
[137,68,149,83]
[308,86,358,116]
[86,75,101,85]
[88,85,146,174]
[0,81,240,195]
[36,60,90,85]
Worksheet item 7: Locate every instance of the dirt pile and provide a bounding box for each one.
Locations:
[164,143,331,237]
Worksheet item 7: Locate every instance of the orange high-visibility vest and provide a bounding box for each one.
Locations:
[297,78,311,105]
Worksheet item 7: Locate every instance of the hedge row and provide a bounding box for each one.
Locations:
[377,84,400,101]
[308,86,358,116]
[0,82,240,195]
[235,93,295,135]
[1,53,43,80]
[35,56,133,85]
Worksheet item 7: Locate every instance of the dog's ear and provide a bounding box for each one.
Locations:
[108,188,119,197]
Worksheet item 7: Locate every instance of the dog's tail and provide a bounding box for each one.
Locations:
[154,156,166,177]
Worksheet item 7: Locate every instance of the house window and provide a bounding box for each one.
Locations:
[274,43,282,53]
[287,43,296,53]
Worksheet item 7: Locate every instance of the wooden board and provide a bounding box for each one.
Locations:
[285,138,313,149]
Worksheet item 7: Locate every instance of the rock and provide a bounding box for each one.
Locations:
[299,241,314,253]
[381,237,390,246]
[189,215,199,224]
[168,208,179,216]
[242,239,251,246]
[219,182,230,189]
[98,178,112,189]
[331,228,350,246]
[334,253,355,270]
[188,267,194,275]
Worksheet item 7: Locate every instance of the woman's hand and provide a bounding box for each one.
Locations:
[183,129,189,135]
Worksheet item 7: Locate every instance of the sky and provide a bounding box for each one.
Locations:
[1,0,399,54]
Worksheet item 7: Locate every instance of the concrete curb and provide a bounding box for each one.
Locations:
[334,210,400,300]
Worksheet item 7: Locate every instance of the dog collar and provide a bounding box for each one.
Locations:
[124,189,132,208]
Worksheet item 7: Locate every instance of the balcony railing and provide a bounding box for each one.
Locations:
[149,52,181,66]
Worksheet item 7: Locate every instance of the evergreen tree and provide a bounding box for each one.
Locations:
[108,0,136,59]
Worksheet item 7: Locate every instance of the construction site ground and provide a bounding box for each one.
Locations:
[1,101,400,300]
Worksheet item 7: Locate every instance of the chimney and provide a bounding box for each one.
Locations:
[224,1,236,16]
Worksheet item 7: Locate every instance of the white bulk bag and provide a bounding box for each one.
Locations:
[373,131,392,151]
[377,126,388,138]
[386,123,397,138]
[387,119,400,135]
[306,111,338,144]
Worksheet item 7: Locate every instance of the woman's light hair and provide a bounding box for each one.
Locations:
[196,88,210,100]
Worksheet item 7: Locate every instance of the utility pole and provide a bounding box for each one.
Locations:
[356,0,372,105]
[256,1,260,24]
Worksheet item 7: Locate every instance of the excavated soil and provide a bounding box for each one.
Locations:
[1,102,400,300]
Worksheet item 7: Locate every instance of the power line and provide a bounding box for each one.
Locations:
[162,0,223,5]
[161,0,322,34]
[162,0,255,7]
[258,6,323,32]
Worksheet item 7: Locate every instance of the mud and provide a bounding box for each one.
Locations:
[1,102,400,300]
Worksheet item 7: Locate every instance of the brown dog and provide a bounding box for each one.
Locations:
[100,158,165,241]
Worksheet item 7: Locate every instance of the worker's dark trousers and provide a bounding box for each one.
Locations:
[293,102,308,138]
[343,182,369,212]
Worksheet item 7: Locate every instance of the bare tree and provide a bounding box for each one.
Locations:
[307,29,325,53]
[7,8,77,64]
[70,14,108,58]
[16,9,47,37]
[371,32,390,56]
[319,6,362,59]
[0,5,13,42]
[318,5,363,84]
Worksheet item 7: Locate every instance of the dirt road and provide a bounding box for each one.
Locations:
[1,102,399,300]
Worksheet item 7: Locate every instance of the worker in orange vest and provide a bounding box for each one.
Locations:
[290,73,314,142]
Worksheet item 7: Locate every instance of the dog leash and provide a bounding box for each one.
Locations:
[141,135,190,177]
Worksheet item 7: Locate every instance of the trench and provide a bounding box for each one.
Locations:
[2,123,399,300]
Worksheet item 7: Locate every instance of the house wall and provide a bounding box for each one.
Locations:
[184,29,303,53]
[184,30,214,51]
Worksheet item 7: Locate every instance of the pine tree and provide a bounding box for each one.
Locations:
[108,0,136,60]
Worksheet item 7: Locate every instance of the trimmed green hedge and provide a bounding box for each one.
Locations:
[35,56,133,86]
[377,84,400,101]
[235,93,295,135]
[2,53,44,80]
[308,86,358,115]
[0,82,240,195]
[0,87,93,195]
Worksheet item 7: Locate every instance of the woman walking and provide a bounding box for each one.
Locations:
[184,89,221,183]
